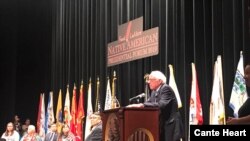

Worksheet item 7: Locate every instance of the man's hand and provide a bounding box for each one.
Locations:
[227,117,238,125]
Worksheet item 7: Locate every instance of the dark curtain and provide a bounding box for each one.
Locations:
[0,0,18,133]
[0,0,52,134]
[51,0,250,140]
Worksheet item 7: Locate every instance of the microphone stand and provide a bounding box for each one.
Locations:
[129,94,144,104]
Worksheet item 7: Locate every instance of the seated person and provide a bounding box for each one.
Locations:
[20,125,41,141]
[44,123,58,141]
[85,112,102,141]
[13,115,21,134]
[1,122,20,141]
[21,118,30,137]
[58,124,75,141]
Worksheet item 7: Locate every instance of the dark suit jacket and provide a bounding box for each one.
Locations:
[144,84,183,141]
[44,132,58,141]
[238,87,250,117]
[85,123,102,141]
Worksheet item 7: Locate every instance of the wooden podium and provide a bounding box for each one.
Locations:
[102,107,159,141]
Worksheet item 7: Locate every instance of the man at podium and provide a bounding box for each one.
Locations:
[127,70,183,141]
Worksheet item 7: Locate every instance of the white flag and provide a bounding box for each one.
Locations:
[104,78,112,110]
[209,56,226,124]
[85,79,93,139]
[64,86,71,127]
[168,64,182,108]
[229,52,248,117]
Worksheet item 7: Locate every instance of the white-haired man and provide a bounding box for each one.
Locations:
[20,125,41,141]
[127,70,183,141]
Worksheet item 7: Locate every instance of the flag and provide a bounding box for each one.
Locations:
[229,52,248,117]
[168,64,182,108]
[76,81,85,141]
[56,89,63,133]
[84,79,93,140]
[37,93,45,138]
[45,91,55,133]
[37,94,42,135]
[111,71,120,108]
[104,77,112,110]
[189,63,203,125]
[209,56,226,124]
[70,85,77,135]
[64,85,71,127]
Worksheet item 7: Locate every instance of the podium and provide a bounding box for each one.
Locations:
[102,107,159,141]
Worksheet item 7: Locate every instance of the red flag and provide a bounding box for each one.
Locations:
[36,93,42,134]
[70,85,77,135]
[37,93,45,138]
[189,63,203,125]
[76,82,85,141]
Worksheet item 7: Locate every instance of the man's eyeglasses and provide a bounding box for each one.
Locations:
[147,78,159,82]
[90,116,100,120]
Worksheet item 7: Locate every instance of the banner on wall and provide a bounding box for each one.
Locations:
[107,17,159,67]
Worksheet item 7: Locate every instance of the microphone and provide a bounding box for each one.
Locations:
[129,93,145,102]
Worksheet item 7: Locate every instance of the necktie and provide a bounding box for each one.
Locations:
[152,91,158,103]
[49,133,55,141]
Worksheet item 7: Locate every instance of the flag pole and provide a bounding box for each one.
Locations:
[95,77,100,112]
[144,73,149,102]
